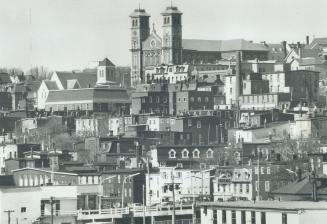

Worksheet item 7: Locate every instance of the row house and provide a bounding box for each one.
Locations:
[150,145,226,169]
[200,201,327,224]
[213,167,253,201]
[146,167,213,205]
[75,117,109,137]
[170,115,227,145]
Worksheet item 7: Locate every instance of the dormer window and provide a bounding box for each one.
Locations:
[181,148,189,158]
[169,149,176,158]
[193,148,200,158]
[207,148,213,158]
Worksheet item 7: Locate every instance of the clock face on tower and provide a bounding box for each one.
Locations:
[150,39,156,48]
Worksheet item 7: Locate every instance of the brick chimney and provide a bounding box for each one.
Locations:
[297,42,302,58]
[281,41,287,59]
[306,36,310,45]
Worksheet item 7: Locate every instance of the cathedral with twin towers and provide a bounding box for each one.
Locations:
[129,5,269,87]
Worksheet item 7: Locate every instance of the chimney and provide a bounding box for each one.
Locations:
[297,42,302,58]
[281,41,287,59]
[306,36,310,45]
[235,51,242,98]
[23,135,27,144]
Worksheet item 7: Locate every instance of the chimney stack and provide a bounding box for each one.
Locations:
[297,42,302,58]
[306,36,310,45]
[281,41,287,59]
[235,51,242,99]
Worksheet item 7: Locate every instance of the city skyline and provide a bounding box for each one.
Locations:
[0,0,326,71]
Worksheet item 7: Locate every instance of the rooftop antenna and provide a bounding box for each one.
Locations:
[171,0,173,7]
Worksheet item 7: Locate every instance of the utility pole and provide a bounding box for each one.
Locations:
[4,210,14,224]
[171,168,176,224]
[257,149,260,201]
[50,196,54,224]
[143,184,146,224]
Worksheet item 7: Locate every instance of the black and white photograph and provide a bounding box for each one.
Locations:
[1,0,327,223]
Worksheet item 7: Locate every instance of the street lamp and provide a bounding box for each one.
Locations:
[98,175,117,213]
[121,173,140,208]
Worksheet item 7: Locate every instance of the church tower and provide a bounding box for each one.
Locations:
[97,58,116,84]
[130,8,150,87]
[161,6,183,65]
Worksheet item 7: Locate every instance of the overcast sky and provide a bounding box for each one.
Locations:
[0,0,326,72]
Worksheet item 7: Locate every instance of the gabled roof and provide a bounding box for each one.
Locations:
[46,88,131,104]
[0,73,12,84]
[99,58,115,67]
[54,71,97,89]
[182,39,269,52]
[308,37,327,49]
[44,80,59,90]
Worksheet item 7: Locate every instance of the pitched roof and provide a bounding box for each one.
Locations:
[0,73,12,84]
[129,9,150,17]
[99,58,115,67]
[308,37,327,49]
[44,80,59,90]
[46,88,131,104]
[54,71,97,89]
[272,176,327,195]
[182,39,269,52]
[296,57,327,66]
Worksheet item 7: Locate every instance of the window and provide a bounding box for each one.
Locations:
[156,96,160,103]
[261,167,265,174]
[188,119,192,127]
[181,149,189,158]
[197,121,201,128]
[261,212,266,224]
[246,184,249,193]
[265,181,270,192]
[231,210,236,224]
[240,184,243,193]
[142,98,146,103]
[200,163,206,169]
[241,211,246,224]
[197,97,201,102]
[222,210,226,224]
[230,88,232,94]
[282,213,287,224]
[205,97,209,102]
[267,167,271,174]
[193,149,200,158]
[169,149,176,158]
[190,97,194,102]
[149,97,152,103]
[21,207,26,213]
[251,211,256,224]
[207,149,213,158]
[177,163,183,168]
[213,210,217,224]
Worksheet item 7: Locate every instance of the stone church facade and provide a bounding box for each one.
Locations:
[130,6,269,87]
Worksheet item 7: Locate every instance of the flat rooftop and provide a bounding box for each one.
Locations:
[199,201,327,211]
